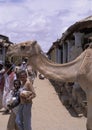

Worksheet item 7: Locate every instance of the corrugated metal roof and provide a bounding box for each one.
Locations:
[0,34,13,45]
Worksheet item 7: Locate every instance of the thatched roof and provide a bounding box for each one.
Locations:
[60,16,92,44]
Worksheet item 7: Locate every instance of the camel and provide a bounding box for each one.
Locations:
[7,40,92,130]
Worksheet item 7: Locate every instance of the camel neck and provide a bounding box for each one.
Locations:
[29,50,86,82]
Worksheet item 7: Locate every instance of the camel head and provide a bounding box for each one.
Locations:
[7,40,42,57]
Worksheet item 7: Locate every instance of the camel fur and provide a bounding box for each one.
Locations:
[7,40,92,130]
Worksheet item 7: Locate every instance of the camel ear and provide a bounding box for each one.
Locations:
[89,43,92,48]
[32,40,37,45]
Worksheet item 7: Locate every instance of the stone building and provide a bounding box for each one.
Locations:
[0,34,13,64]
[47,15,92,116]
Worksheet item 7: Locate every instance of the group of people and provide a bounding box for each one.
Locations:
[0,59,36,130]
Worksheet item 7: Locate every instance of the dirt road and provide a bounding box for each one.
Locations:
[0,77,86,130]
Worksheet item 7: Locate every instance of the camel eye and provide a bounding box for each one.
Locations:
[21,46,25,50]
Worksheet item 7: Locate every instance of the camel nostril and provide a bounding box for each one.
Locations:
[21,46,25,50]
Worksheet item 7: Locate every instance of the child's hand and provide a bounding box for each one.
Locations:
[26,93,36,101]
[26,95,33,101]
[7,104,12,110]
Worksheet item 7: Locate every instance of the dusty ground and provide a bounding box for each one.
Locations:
[0,77,87,130]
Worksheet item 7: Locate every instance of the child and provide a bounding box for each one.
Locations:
[16,70,36,130]
[7,79,21,130]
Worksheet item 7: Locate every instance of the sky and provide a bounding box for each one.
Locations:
[0,0,92,52]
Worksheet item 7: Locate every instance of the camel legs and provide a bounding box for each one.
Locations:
[86,91,92,130]
[87,115,92,130]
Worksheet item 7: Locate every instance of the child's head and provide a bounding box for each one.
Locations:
[14,79,21,89]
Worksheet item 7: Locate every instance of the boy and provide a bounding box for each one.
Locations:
[16,70,36,130]
[7,79,21,130]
